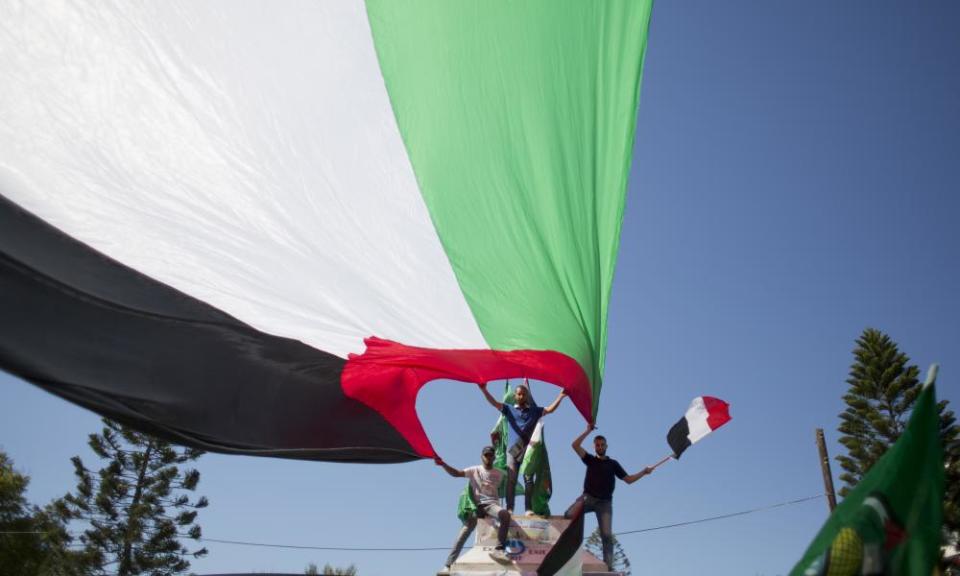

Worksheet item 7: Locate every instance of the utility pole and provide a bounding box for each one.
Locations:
[815,428,837,512]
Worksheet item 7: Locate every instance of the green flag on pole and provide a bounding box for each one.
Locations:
[791,365,944,576]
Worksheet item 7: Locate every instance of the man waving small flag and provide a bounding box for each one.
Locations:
[667,396,731,459]
[538,395,731,576]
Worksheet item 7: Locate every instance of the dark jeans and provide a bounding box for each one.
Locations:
[505,445,534,512]
[565,494,614,569]
[444,501,510,568]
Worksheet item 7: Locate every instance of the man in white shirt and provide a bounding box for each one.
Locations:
[436,446,512,568]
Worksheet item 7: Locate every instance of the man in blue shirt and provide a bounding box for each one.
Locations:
[567,424,654,570]
[480,379,567,514]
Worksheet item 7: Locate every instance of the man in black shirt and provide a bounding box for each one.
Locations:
[566,424,654,570]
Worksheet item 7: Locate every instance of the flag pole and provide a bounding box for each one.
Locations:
[650,454,674,470]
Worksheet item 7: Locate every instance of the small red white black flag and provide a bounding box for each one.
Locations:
[667,396,731,458]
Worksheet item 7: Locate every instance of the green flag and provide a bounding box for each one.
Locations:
[517,417,553,516]
[457,381,553,521]
[791,365,944,576]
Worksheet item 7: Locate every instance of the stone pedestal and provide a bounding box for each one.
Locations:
[444,516,619,576]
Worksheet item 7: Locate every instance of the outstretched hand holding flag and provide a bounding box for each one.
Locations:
[539,395,732,576]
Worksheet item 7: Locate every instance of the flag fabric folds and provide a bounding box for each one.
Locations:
[518,419,553,516]
[790,368,944,576]
[0,1,654,463]
[667,396,732,458]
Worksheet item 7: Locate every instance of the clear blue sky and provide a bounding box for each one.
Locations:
[2,2,958,575]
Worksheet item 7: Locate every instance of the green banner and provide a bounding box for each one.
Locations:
[791,367,944,576]
[366,1,654,417]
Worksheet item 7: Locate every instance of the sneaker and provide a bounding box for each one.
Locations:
[524,510,536,517]
[437,566,451,575]
[489,549,511,563]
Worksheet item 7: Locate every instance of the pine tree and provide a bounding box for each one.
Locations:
[836,328,960,564]
[61,419,208,576]
[836,328,921,497]
[939,402,960,568]
[1,449,47,573]
[0,450,80,575]
[304,562,358,575]
[585,527,631,575]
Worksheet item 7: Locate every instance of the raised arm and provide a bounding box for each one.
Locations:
[571,423,594,458]
[623,466,653,485]
[479,383,503,411]
[434,457,465,478]
[542,389,568,415]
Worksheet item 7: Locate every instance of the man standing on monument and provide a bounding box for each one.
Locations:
[436,446,512,570]
[566,424,654,570]
[479,380,566,514]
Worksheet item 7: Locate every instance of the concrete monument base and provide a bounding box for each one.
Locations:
[443,515,620,576]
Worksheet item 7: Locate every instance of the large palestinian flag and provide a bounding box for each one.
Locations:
[0,1,653,463]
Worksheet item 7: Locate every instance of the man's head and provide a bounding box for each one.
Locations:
[480,446,495,468]
[593,435,608,457]
[515,382,530,407]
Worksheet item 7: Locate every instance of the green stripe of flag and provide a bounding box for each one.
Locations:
[365,0,654,415]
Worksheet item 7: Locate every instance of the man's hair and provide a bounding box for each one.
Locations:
[594,435,607,442]
[481,446,495,456]
[515,382,529,393]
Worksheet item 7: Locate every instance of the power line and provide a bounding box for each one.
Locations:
[0,494,825,551]
[198,538,448,552]
[200,494,826,552]
[615,494,825,536]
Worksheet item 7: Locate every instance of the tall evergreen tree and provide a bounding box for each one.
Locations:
[0,450,81,575]
[1,449,48,574]
[836,328,960,560]
[305,562,358,575]
[585,527,631,575]
[939,403,960,568]
[61,420,208,576]
[836,328,922,496]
